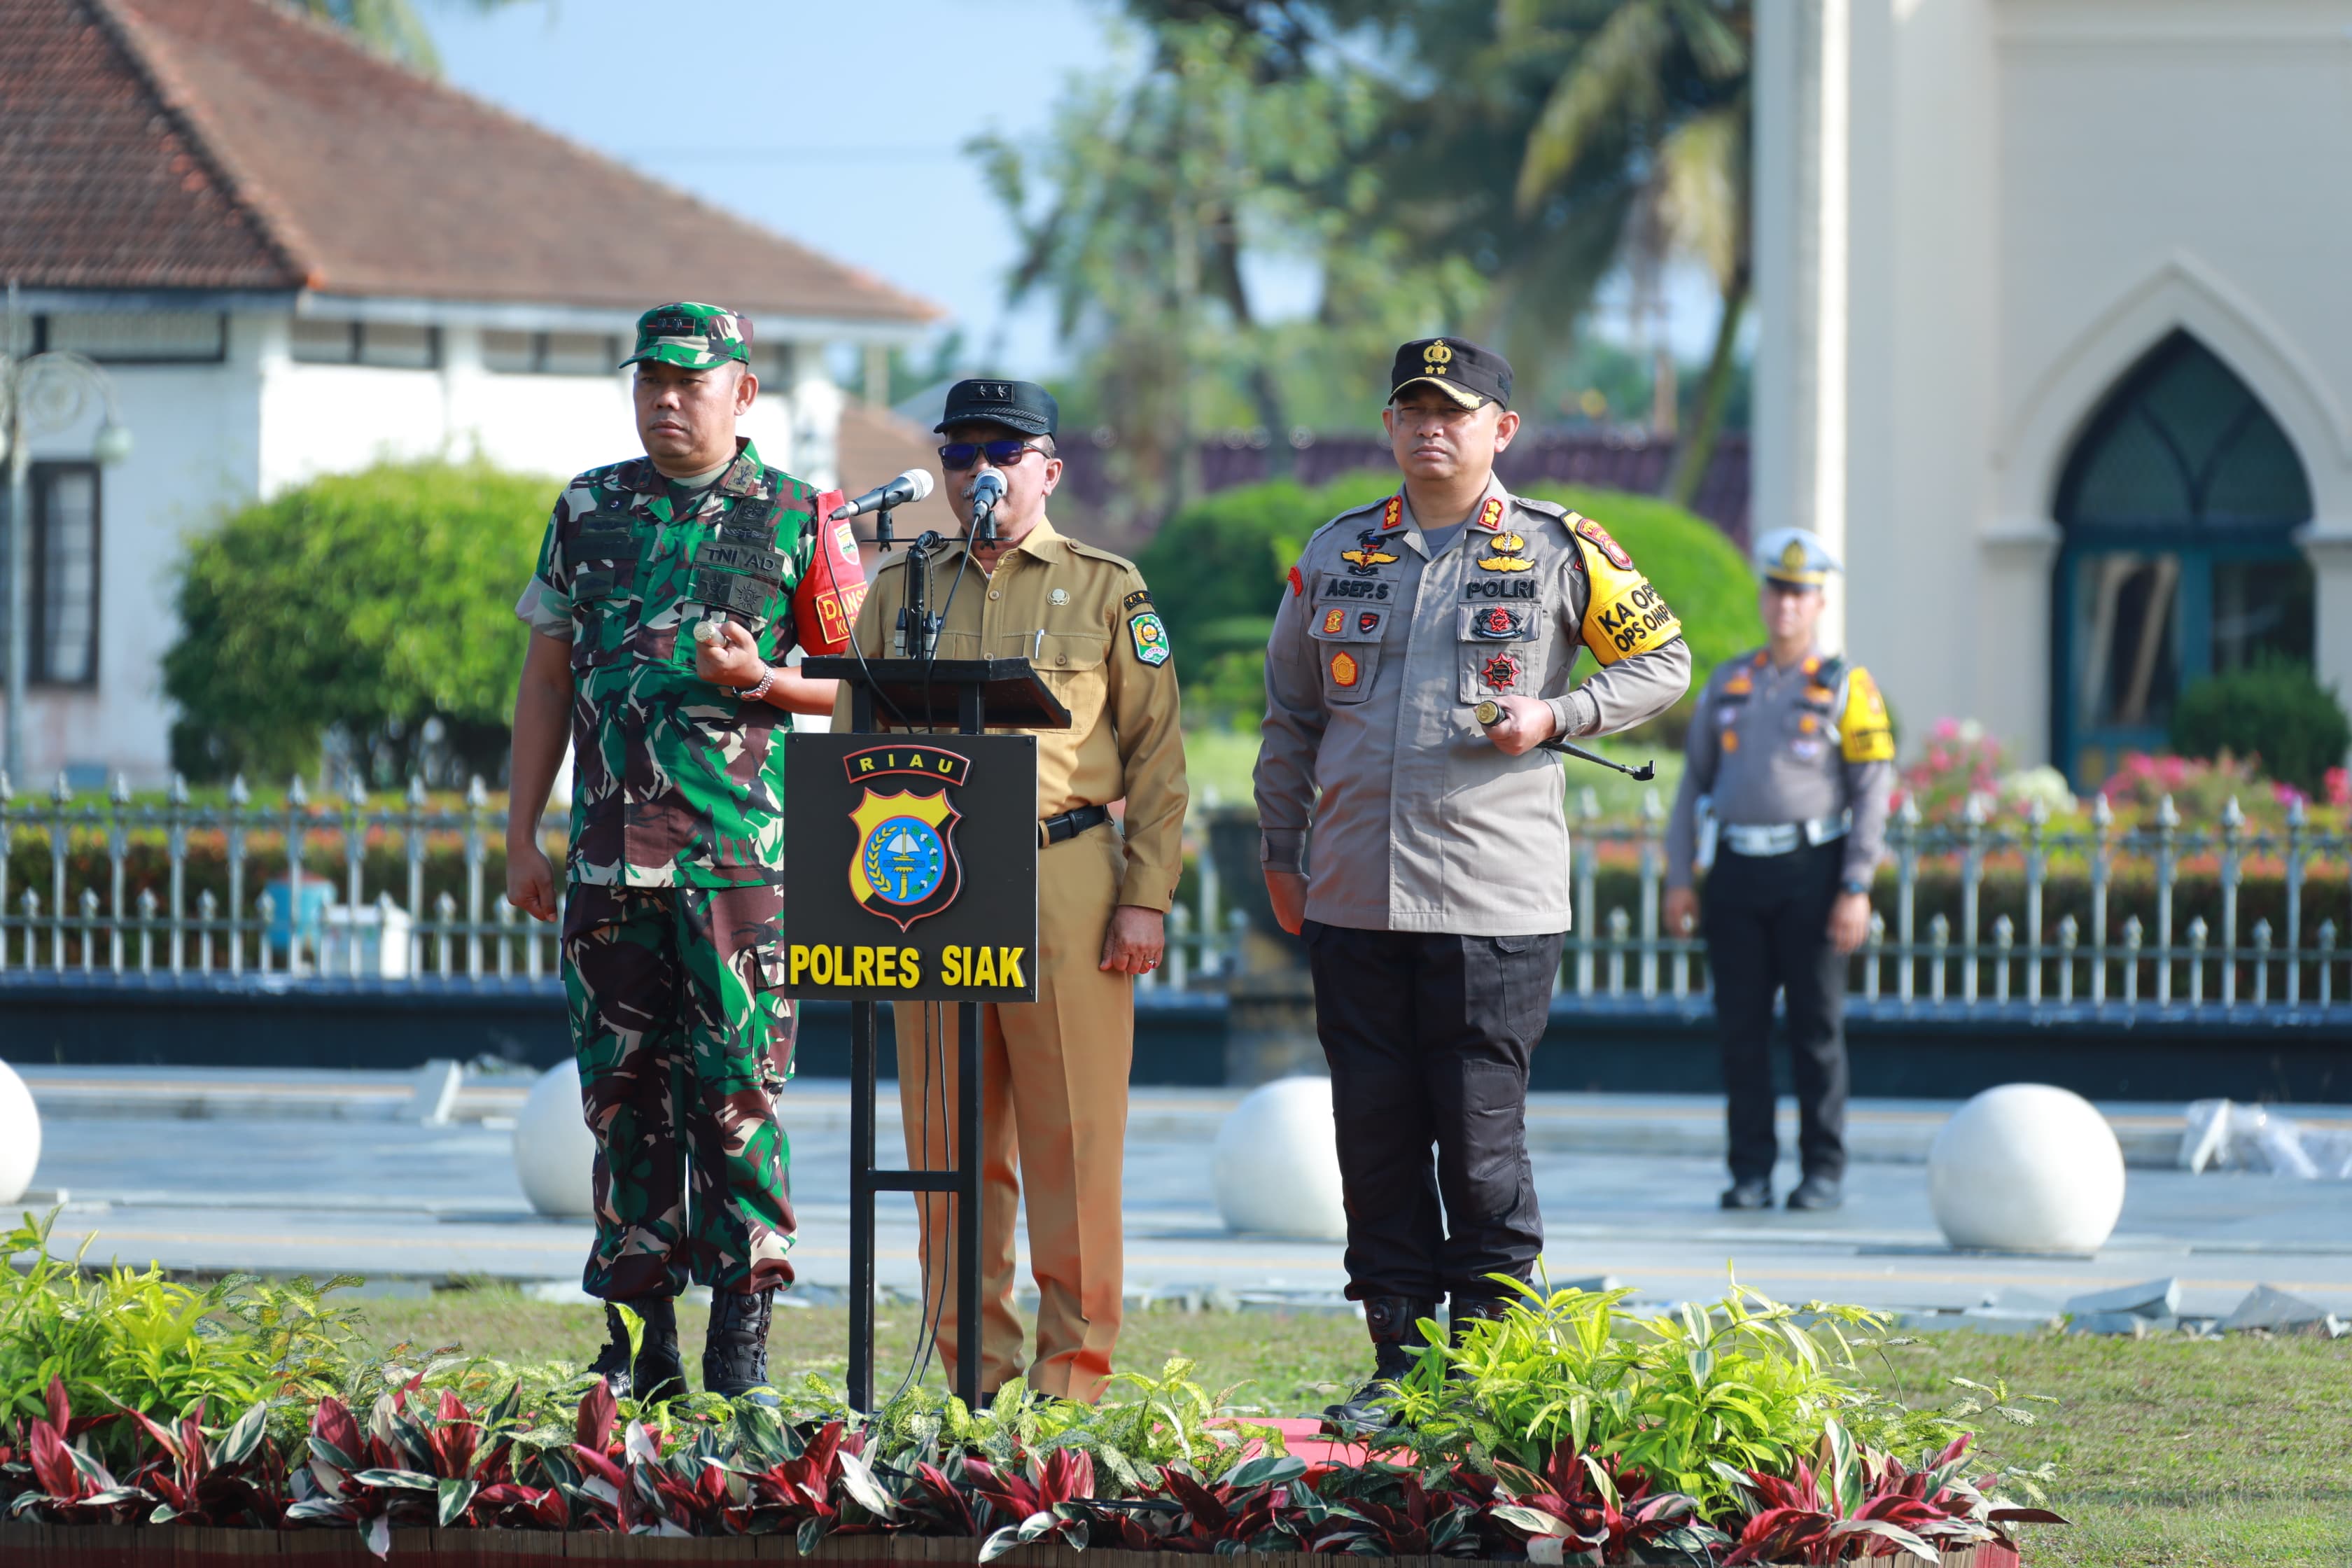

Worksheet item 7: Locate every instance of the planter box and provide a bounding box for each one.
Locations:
[0,1523,2023,1567]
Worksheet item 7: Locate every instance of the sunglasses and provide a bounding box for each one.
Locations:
[938,440,1043,471]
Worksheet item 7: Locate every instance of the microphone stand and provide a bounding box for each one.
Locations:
[897,530,944,662]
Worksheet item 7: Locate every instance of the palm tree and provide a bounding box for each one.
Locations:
[1509,0,1750,507]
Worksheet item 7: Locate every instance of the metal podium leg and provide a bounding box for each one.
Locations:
[848,998,876,1413]
[955,998,982,1410]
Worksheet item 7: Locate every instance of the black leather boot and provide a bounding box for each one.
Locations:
[590,1297,684,1404]
[1321,1295,1437,1432]
[1447,1294,1514,1371]
[702,1288,780,1405]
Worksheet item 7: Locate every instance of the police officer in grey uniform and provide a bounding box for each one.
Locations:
[1256,338,1690,1427]
[1664,529,1896,1213]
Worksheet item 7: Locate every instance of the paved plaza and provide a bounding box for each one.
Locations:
[16,1066,2352,1322]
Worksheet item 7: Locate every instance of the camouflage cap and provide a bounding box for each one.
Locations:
[622,302,753,370]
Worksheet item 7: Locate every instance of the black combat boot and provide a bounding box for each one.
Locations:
[1321,1295,1437,1433]
[703,1288,780,1406]
[1446,1294,1513,1376]
[589,1297,684,1404]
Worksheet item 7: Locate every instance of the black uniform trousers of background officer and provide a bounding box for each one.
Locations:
[1702,840,1850,1184]
[1302,920,1566,1306]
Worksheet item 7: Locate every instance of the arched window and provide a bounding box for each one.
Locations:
[2052,332,2314,787]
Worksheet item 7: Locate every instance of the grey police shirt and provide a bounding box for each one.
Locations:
[1664,647,1897,889]
[1254,479,1691,935]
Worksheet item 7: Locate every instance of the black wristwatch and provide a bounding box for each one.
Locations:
[1838,878,1870,897]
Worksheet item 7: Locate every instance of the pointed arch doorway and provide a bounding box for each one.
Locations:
[2052,331,2316,788]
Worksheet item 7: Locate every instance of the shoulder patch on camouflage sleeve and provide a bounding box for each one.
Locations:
[1569,513,1682,665]
[1840,666,1897,762]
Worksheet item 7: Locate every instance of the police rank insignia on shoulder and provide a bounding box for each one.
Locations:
[1380,495,1404,531]
[1341,528,1401,575]
[1128,609,1172,666]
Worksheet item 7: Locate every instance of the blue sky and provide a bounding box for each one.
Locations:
[426,1,1722,377]
[428,0,1123,374]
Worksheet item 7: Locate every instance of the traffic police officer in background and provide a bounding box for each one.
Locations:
[1663,529,1895,1213]
[836,378,1189,1405]
[507,302,867,1405]
[1256,339,1690,1427]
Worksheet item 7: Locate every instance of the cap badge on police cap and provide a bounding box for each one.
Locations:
[1781,540,1807,572]
[1424,341,1453,374]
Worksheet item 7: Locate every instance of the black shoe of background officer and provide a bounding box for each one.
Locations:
[704,1289,780,1406]
[1720,1177,1772,1210]
[1786,1172,1844,1211]
[1322,1296,1438,1431]
[589,1298,685,1404]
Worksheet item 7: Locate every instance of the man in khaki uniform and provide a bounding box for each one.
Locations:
[834,378,1188,1403]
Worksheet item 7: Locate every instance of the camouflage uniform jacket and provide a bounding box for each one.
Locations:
[516,439,867,888]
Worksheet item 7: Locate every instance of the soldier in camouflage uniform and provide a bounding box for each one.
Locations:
[505,302,867,1404]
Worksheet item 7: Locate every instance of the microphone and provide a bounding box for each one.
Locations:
[830,469,934,520]
[969,470,1006,545]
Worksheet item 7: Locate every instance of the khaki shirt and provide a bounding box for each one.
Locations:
[1254,479,1691,934]
[1665,646,1897,888]
[832,517,1189,912]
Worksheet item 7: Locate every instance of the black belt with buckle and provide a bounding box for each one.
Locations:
[1040,804,1112,845]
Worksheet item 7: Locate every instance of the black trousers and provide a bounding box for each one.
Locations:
[1702,841,1849,1183]
[1303,921,1564,1305]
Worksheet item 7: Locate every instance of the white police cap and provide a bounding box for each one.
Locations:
[1754,528,1842,587]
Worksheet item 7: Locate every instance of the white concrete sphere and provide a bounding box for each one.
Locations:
[1211,1076,1347,1241]
[513,1063,596,1219]
[0,1061,40,1206]
[1928,1084,2125,1254]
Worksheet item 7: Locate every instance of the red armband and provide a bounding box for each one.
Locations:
[791,492,868,656]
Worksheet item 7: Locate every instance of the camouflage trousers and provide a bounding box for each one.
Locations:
[561,883,797,1300]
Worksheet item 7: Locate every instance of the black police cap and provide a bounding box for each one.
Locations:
[1390,337,1512,410]
[934,378,1058,438]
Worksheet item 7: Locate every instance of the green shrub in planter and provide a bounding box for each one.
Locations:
[2169,659,2351,796]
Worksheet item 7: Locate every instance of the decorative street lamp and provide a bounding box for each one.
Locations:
[2,281,133,783]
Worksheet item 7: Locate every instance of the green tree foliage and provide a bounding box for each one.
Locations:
[973,19,1481,531]
[2169,659,2351,796]
[290,0,535,75]
[165,459,554,786]
[1140,473,1749,724]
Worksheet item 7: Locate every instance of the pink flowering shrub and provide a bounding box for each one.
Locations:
[1897,720,2005,821]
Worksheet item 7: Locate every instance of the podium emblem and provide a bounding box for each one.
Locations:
[843,746,972,930]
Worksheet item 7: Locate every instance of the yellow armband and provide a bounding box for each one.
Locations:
[1570,514,1682,666]
[1840,666,1896,762]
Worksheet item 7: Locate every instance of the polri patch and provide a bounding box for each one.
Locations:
[1128,610,1171,666]
[1287,564,1306,597]
[1574,515,1634,570]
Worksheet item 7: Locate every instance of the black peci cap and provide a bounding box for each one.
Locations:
[934,378,1058,438]
[1390,337,1512,410]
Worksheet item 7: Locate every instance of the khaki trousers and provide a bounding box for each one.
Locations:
[892,824,1133,1402]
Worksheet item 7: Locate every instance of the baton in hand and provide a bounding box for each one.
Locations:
[1474,699,1656,781]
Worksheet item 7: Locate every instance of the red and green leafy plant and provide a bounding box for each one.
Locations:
[1719,1421,2065,1564]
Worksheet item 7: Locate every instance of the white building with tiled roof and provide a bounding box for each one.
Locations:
[0,0,939,788]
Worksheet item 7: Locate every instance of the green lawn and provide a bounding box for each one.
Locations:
[361,1293,2351,1567]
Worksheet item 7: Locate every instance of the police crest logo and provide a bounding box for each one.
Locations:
[1480,652,1522,690]
[1129,609,1172,666]
[1471,605,1523,639]
[844,746,970,932]
[1330,650,1361,687]
[1322,608,1345,635]
[1574,515,1635,571]
[1341,528,1401,575]
[1477,524,1532,573]
[1424,340,1454,372]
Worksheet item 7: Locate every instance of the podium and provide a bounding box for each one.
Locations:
[788,656,1069,1411]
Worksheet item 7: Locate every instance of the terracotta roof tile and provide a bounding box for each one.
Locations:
[3,0,938,326]
[0,0,297,289]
